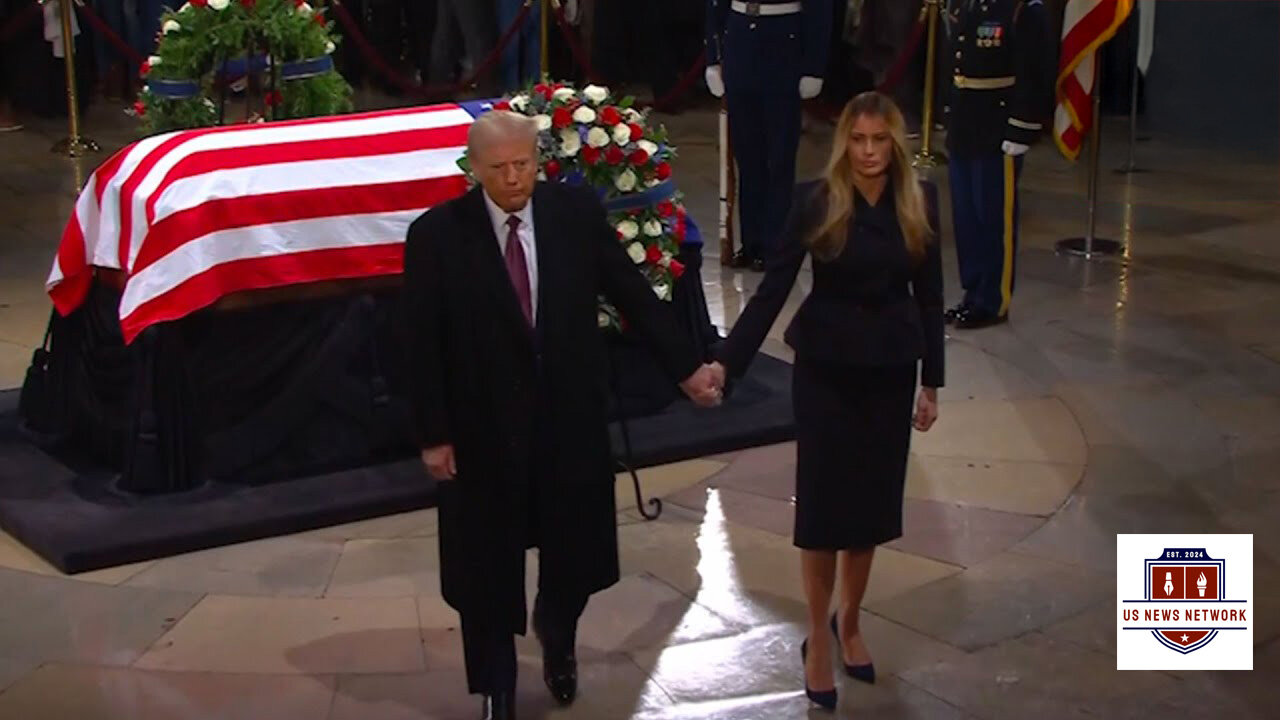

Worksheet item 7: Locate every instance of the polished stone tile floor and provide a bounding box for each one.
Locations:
[0,91,1278,718]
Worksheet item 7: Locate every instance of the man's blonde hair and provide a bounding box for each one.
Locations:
[467,110,539,159]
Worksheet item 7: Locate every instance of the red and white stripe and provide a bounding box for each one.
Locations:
[48,103,475,343]
[1054,0,1133,160]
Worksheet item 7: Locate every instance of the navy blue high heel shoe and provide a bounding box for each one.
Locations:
[830,613,876,685]
[800,639,838,710]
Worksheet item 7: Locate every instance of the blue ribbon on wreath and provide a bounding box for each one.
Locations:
[146,79,201,99]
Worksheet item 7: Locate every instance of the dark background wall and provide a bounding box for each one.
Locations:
[1106,0,1278,159]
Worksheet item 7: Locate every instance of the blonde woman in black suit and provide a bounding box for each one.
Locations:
[709,92,944,710]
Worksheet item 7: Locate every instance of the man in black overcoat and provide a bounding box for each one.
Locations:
[403,110,722,720]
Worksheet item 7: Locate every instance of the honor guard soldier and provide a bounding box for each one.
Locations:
[945,0,1051,328]
[706,0,832,271]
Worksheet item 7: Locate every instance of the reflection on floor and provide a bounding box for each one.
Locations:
[0,90,1278,718]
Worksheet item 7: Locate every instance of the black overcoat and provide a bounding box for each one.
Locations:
[403,182,700,634]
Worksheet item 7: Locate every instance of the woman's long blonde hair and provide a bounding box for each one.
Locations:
[807,92,933,262]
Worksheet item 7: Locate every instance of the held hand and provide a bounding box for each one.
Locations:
[912,388,939,432]
[1001,140,1029,156]
[680,364,723,408]
[421,444,457,480]
[707,361,726,394]
[705,65,726,98]
[799,76,824,100]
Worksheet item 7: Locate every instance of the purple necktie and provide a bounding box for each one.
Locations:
[504,215,533,326]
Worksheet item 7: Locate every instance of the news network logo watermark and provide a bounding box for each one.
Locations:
[1116,534,1253,670]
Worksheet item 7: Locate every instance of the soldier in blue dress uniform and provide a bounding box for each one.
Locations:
[944,0,1051,328]
[706,0,833,271]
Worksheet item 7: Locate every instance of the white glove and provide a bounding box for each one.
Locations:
[1002,140,1029,156]
[799,76,824,100]
[705,65,725,98]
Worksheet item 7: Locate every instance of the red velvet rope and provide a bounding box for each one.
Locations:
[75,2,147,67]
[329,0,531,99]
[875,10,928,94]
[0,1,42,44]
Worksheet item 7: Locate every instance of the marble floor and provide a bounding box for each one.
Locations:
[1,90,1279,719]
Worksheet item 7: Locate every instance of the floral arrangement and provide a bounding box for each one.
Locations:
[135,0,352,135]
[461,82,691,330]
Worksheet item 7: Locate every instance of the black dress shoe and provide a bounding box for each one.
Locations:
[800,639,838,711]
[482,691,515,720]
[943,302,969,325]
[829,613,876,685]
[731,250,754,269]
[533,617,577,706]
[750,257,766,272]
[953,308,1009,330]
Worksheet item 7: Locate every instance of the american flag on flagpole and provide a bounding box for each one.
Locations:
[48,101,494,344]
[1054,0,1133,161]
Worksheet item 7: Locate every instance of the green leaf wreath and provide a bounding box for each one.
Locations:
[136,0,352,135]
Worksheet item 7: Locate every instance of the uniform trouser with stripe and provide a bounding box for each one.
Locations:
[726,86,802,261]
[949,151,1023,317]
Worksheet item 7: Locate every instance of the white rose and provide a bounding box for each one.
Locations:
[535,114,552,132]
[624,108,643,123]
[597,311,610,328]
[510,94,530,112]
[611,123,632,146]
[643,220,663,237]
[615,169,638,193]
[637,139,659,157]
[208,0,230,10]
[297,2,314,17]
[162,20,181,34]
[616,220,639,241]
[626,242,646,264]
[661,251,673,267]
[537,170,547,181]
[179,2,191,11]
[586,127,610,148]
[324,41,335,54]
[558,128,581,157]
[582,85,609,105]
[653,283,671,301]
[552,87,576,101]
[147,55,162,67]
[645,178,661,188]
[572,106,596,124]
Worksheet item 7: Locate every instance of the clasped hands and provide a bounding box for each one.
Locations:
[680,361,727,408]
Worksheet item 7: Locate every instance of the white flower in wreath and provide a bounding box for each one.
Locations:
[615,169,638,193]
[558,128,581,157]
[208,0,230,10]
[179,2,191,12]
[626,242,646,264]
[661,251,674,266]
[583,85,609,105]
[572,106,596,124]
[597,311,610,328]
[643,219,663,238]
[510,94,530,112]
[637,139,659,157]
[534,114,552,132]
[147,54,162,67]
[325,41,336,54]
[162,20,181,34]
[552,87,576,102]
[586,127,610,148]
[616,220,639,241]
[297,2,314,17]
[624,108,643,123]
[645,177,661,188]
[611,123,632,146]
[653,283,671,300]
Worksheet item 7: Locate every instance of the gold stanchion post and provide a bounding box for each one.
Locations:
[912,0,944,170]
[539,0,561,82]
[52,0,100,157]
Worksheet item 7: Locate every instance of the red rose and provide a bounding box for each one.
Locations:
[191,0,208,6]
[582,146,601,165]
[240,0,255,7]
[629,123,644,142]
[645,244,662,264]
[546,159,561,178]
[655,162,672,180]
[552,107,572,129]
[606,145,625,165]
[534,83,553,100]
[314,13,326,26]
[630,149,650,166]
[657,201,675,218]
[675,217,687,243]
[669,259,685,279]
[133,100,146,117]
[264,90,282,107]
[139,61,151,77]
[600,106,622,126]
[493,100,511,111]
